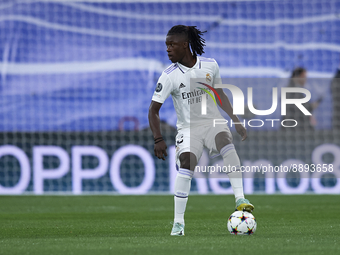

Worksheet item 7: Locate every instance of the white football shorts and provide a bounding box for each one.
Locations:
[175,123,232,167]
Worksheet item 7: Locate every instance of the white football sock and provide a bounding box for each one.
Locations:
[220,144,245,202]
[174,168,194,224]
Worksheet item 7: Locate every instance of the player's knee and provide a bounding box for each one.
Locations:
[215,132,233,152]
[179,152,197,171]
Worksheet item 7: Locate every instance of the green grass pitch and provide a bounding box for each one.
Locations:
[0,195,339,255]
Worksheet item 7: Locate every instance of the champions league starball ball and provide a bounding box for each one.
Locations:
[227,211,257,235]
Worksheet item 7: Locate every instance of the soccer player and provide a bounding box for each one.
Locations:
[148,25,254,236]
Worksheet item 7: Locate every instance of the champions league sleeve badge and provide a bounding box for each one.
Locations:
[155,83,163,92]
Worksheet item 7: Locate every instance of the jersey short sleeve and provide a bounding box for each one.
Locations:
[152,72,173,104]
[213,60,222,88]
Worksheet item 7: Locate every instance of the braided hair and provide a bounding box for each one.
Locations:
[167,25,206,57]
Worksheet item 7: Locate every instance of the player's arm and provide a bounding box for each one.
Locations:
[148,100,168,160]
[215,88,247,141]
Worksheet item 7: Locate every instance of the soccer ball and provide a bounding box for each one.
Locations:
[227,211,257,235]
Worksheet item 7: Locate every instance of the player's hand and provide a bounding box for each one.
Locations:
[154,140,168,160]
[235,124,247,141]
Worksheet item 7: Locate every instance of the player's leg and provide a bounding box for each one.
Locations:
[171,152,197,236]
[215,131,254,212]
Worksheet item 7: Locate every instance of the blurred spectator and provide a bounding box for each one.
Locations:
[282,67,320,130]
[331,65,340,130]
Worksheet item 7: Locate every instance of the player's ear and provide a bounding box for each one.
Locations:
[183,41,189,49]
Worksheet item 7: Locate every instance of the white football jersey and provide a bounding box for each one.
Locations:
[152,56,224,130]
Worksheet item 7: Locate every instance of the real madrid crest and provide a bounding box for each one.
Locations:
[206,73,212,83]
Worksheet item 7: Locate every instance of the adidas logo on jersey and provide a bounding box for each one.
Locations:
[179,83,186,89]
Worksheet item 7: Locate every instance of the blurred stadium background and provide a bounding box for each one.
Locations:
[0,0,339,194]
